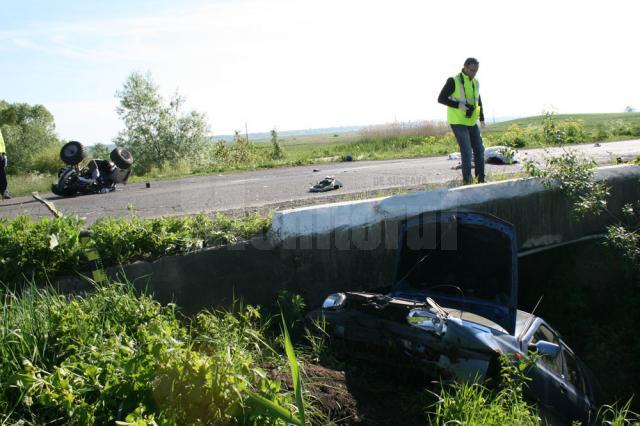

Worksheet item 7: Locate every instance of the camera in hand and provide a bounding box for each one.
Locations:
[465,103,475,118]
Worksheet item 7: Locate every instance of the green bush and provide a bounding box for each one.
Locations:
[596,123,611,140]
[496,124,541,148]
[556,119,588,144]
[0,282,295,424]
[0,215,85,285]
[89,143,111,161]
[30,143,63,174]
[605,119,633,136]
[541,112,588,145]
[0,213,271,287]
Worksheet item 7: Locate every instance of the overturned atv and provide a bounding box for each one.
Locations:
[52,141,133,197]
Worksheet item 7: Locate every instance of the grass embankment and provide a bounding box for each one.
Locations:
[0,282,311,424]
[8,113,640,196]
[0,213,271,286]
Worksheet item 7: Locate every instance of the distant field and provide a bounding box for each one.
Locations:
[252,130,363,147]
[248,113,640,163]
[486,112,640,133]
[249,112,640,148]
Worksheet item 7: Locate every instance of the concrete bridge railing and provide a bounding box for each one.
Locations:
[57,165,640,312]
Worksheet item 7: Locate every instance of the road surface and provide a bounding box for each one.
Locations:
[1,140,638,223]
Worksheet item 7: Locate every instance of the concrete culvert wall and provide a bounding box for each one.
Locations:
[56,165,640,312]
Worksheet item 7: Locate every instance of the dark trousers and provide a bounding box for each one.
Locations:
[451,124,485,184]
[0,154,7,193]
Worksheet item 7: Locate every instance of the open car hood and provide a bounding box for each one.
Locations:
[392,211,518,335]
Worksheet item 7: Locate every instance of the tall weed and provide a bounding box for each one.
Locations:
[429,354,539,425]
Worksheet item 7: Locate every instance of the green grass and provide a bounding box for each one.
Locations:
[251,130,362,147]
[4,172,55,197]
[0,281,306,425]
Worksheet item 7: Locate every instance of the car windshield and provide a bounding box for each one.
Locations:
[397,223,512,303]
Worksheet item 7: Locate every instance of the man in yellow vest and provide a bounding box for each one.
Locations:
[0,129,10,199]
[438,57,486,184]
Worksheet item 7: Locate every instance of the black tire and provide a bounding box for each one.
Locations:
[51,168,78,196]
[60,141,86,165]
[110,147,133,169]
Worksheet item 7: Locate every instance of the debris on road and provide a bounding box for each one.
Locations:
[309,176,343,192]
[32,192,64,218]
[448,145,520,167]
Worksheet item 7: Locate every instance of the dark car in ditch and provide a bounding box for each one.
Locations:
[308,211,599,425]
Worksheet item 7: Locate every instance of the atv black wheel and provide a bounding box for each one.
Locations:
[51,167,78,196]
[60,141,86,165]
[110,147,133,169]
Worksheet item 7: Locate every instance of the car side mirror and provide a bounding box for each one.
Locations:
[529,340,560,358]
[407,308,446,335]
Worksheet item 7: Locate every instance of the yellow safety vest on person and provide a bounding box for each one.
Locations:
[0,130,5,153]
[447,73,481,126]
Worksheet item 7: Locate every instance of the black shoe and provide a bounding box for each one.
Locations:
[309,176,343,192]
[1,191,11,199]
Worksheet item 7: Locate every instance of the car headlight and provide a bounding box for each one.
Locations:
[322,293,346,310]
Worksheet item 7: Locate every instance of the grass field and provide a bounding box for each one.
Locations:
[486,112,640,134]
[5,172,55,197]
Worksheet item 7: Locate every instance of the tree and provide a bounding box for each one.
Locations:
[624,106,636,113]
[0,101,61,174]
[114,72,210,173]
[90,143,111,160]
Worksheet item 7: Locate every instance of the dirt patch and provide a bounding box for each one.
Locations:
[270,361,433,425]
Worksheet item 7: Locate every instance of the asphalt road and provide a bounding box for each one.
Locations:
[1,139,639,223]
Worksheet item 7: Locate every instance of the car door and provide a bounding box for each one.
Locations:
[561,344,596,424]
[526,322,577,423]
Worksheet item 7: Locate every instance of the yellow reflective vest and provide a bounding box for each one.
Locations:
[447,73,481,126]
[0,130,5,153]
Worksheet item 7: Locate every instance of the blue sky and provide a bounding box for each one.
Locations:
[2,0,639,144]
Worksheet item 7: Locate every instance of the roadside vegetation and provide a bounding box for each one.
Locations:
[0,212,271,287]
[0,282,315,425]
